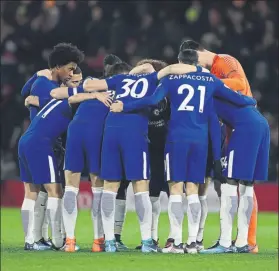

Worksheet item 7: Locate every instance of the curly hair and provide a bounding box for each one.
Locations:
[48,43,84,68]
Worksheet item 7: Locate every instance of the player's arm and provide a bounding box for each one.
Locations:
[219,62,246,93]
[21,69,52,98]
[157,64,209,80]
[110,79,169,113]
[129,63,156,74]
[68,92,112,107]
[214,78,256,106]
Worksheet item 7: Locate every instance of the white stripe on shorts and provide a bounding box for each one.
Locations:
[165,153,170,181]
[48,155,56,183]
[143,152,147,179]
[228,150,234,178]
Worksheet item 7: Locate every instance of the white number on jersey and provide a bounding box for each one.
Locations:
[37,99,62,118]
[116,78,149,99]
[177,84,206,113]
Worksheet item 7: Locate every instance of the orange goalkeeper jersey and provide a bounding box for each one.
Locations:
[210,54,253,97]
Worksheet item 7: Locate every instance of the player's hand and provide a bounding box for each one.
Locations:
[95,92,113,107]
[110,101,124,112]
[37,69,52,80]
[213,160,227,184]
[24,96,31,107]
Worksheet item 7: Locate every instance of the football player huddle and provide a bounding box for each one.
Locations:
[18,40,269,255]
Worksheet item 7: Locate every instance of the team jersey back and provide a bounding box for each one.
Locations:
[214,99,265,127]
[163,72,218,142]
[24,99,72,142]
[105,72,158,131]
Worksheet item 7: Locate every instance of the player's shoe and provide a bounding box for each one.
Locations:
[43,238,52,247]
[60,238,80,252]
[135,239,158,250]
[184,242,198,254]
[115,240,129,251]
[105,240,117,253]
[92,237,105,252]
[207,240,220,249]
[199,244,237,254]
[248,244,259,253]
[141,239,161,253]
[34,238,52,250]
[162,243,184,254]
[24,242,50,251]
[196,240,204,251]
[63,238,76,252]
[163,238,174,249]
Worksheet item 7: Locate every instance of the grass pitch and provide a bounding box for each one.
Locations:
[1,209,278,271]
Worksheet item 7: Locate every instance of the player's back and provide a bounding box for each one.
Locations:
[105,72,158,132]
[211,54,252,97]
[24,99,72,143]
[165,72,217,142]
[214,98,267,128]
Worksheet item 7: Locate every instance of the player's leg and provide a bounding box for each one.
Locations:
[234,180,254,252]
[123,130,159,253]
[162,142,187,254]
[196,177,210,251]
[61,126,84,252]
[149,145,165,246]
[114,180,129,251]
[18,138,49,250]
[34,186,48,242]
[247,123,270,252]
[100,128,123,252]
[90,174,105,252]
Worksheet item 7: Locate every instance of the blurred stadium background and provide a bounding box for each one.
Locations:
[1,1,278,212]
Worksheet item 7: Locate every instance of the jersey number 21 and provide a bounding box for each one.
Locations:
[178,84,206,113]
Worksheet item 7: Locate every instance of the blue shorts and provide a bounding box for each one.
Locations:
[222,121,270,182]
[149,143,169,197]
[165,141,207,184]
[64,121,104,174]
[101,127,150,181]
[18,135,60,185]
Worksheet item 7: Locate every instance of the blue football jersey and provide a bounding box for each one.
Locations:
[105,72,158,132]
[24,99,72,142]
[29,77,60,120]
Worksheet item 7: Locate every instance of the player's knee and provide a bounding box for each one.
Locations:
[65,170,81,188]
[44,183,63,198]
[90,174,103,187]
[213,180,222,197]
[185,182,199,196]
[24,183,40,200]
[227,178,239,186]
[169,181,184,195]
[132,180,149,194]
[239,180,254,187]
[104,180,120,193]
[198,178,211,196]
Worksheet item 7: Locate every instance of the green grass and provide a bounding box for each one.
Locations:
[1,209,278,271]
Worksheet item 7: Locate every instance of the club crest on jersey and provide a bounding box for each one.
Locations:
[153,109,160,116]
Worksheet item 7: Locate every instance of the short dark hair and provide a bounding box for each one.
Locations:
[106,62,132,77]
[48,43,84,69]
[179,40,204,52]
[103,54,122,66]
[178,49,199,65]
[74,66,82,74]
[136,59,168,72]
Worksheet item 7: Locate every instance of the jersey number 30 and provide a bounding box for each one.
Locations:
[178,84,205,113]
[116,78,148,99]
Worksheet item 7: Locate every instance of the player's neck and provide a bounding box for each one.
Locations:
[50,71,60,83]
[205,51,216,68]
